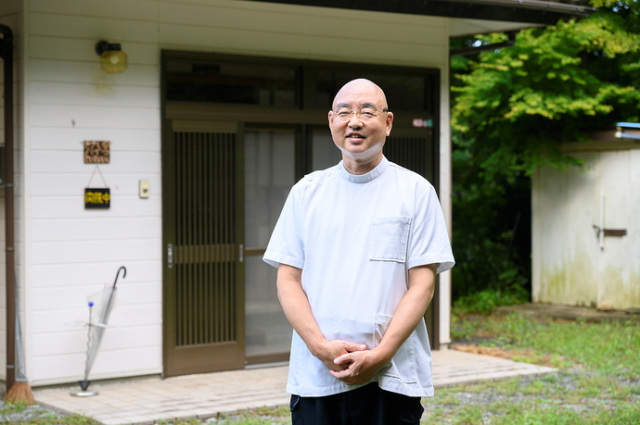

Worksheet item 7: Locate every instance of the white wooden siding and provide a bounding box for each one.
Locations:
[1,0,451,385]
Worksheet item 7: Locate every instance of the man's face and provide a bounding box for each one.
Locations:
[328,80,393,166]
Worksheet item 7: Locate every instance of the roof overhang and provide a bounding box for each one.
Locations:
[248,0,594,36]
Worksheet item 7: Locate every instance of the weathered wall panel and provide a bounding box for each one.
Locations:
[533,146,640,310]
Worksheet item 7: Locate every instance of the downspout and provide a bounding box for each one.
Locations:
[0,24,16,392]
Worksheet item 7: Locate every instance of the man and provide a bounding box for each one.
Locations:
[263,78,455,424]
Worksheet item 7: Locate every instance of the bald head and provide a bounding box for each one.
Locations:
[332,79,388,111]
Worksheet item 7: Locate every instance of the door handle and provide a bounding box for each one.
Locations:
[167,243,173,269]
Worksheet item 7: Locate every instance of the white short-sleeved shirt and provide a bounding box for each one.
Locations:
[263,156,455,397]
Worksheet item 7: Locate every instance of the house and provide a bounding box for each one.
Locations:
[532,124,640,311]
[1,0,591,389]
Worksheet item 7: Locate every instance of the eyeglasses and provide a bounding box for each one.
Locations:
[332,108,389,121]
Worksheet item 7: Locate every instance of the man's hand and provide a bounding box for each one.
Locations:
[314,340,367,372]
[329,348,388,385]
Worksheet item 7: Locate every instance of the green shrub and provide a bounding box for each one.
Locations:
[453,286,529,315]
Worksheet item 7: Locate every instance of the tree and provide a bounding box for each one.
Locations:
[450,1,640,299]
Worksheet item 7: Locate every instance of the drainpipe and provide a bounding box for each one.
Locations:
[0,24,16,393]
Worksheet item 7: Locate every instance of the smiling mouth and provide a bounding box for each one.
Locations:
[346,133,365,140]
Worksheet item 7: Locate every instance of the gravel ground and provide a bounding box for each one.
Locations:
[421,367,640,424]
[3,369,639,424]
[0,400,69,423]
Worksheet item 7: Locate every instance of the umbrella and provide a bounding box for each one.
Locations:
[76,266,127,394]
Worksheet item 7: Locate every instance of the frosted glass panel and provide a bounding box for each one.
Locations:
[244,256,292,357]
[312,129,342,171]
[244,129,295,358]
[245,130,295,247]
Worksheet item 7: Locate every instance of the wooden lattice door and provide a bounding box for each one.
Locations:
[163,121,245,377]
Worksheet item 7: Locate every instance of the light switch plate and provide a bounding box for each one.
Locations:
[139,179,150,199]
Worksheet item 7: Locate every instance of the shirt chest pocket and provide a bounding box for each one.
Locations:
[369,217,412,263]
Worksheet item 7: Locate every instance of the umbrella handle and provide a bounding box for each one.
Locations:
[113,266,126,288]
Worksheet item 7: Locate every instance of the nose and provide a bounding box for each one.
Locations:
[348,111,363,127]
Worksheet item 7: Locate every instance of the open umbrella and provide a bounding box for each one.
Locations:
[75,266,126,395]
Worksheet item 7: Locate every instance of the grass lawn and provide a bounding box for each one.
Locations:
[2,311,638,424]
[421,312,640,425]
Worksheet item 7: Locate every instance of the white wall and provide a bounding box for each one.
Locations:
[532,144,640,310]
[6,0,450,385]
[23,0,163,385]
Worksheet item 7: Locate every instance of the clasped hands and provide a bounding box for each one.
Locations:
[316,339,388,386]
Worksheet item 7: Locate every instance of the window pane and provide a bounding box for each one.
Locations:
[244,129,295,247]
[166,59,297,107]
[312,128,341,171]
[315,71,426,111]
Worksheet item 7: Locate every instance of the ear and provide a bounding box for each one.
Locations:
[385,111,394,136]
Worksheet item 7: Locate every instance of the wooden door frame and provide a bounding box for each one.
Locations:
[161,117,246,377]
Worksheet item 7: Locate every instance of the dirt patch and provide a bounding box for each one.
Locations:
[450,344,560,368]
[450,344,516,359]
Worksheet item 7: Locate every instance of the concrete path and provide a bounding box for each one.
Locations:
[33,349,554,425]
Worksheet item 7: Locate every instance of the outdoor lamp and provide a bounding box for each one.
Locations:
[95,40,128,74]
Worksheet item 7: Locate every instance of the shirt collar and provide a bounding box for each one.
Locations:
[338,156,389,183]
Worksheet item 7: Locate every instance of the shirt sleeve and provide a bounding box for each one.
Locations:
[406,184,455,274]
[262,184,305,270]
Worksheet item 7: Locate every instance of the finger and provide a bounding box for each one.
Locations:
[344,343,367,353]
[329,368,349,379]
[334,353,352,365]
[327,361,349,372]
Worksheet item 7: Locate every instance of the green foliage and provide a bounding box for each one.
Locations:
[450,1,640,298]
[453,286,529,315]
[453,5,640,177]
[451,176,531,298]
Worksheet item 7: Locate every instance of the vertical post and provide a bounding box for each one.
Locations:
[599,193,605,250]
[1,24,16,392]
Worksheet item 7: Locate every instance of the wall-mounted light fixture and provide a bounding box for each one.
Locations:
[95,40,128,74]
[615,122,640,141]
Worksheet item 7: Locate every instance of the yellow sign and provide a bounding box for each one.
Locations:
[85,188,111,209]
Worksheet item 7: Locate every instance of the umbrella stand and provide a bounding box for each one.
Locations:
[71,266,126,397]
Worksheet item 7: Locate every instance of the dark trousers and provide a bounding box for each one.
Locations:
[290,383,424,425]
